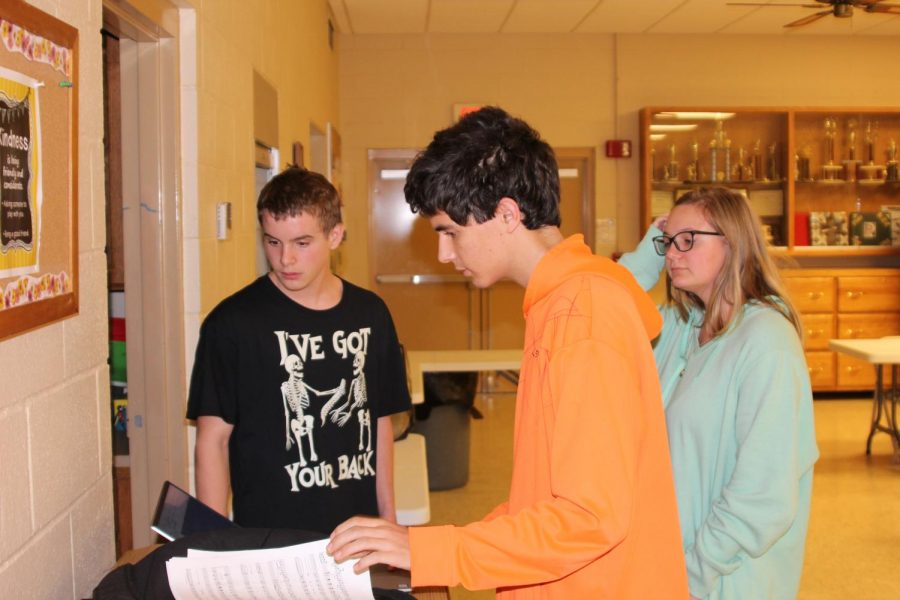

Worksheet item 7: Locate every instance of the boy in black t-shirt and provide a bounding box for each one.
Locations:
[187,167,411,534]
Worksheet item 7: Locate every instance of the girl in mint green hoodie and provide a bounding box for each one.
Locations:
[620,188,818,599]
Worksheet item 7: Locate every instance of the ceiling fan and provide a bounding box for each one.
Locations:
[727,0,900,28]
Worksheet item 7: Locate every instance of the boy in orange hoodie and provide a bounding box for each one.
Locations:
[328,106,688,599]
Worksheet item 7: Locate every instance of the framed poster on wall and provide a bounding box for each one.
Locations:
[0,0,78,340]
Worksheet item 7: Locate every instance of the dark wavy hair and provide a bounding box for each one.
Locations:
[404,106,561,229]
[257,166,342,232]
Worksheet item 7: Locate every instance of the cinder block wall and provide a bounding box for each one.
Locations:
[0,0,115,598]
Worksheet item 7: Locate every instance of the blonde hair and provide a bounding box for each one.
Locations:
[666,187,802,340]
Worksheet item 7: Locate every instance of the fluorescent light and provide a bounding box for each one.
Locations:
[385,167,580,179]
[381,169,409,180]
[649,134,667,141]
[655,112,736,121]
[649,124,699,132]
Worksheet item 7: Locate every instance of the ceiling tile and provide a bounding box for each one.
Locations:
[858,13,900,35]
[722,4,900,35]
[577,0,685,33]
[720,6,828,34]
[648,0,764,34]
[429,0,515,33]
[335,0,900,36]
[343,0,429,34]
[502,0,601,33]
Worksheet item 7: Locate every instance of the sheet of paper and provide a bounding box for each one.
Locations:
[165,539,375,600]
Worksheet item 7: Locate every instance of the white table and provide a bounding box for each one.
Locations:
[393,432,430,525]
[406,349,522,405]
[828,337,900,458]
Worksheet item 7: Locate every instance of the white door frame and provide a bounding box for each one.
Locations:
[104,0,191,547]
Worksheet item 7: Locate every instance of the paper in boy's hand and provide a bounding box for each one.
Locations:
[166,538,375,600]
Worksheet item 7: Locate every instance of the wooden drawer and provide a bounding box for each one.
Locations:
[805,351,835,389]
[783,277,835,313]
[837,276,900,313]
[837,354,875,389]
[837,313,900,340]
[799,313,834,350]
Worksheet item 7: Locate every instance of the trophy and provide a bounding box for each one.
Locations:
[858,120,884,182]
[767,142,781,182]
[795,144,811,182]
[737,147,753,181]
[820,117,843,182]
[686,140,700,182]
[666,143,680,182]
[843,119,860,182]
[752,140,763,181]
[723,138,732,182]
[886,139,899,182]
[710,120,730,182]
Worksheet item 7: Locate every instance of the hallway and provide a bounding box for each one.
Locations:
[427,389,900,599]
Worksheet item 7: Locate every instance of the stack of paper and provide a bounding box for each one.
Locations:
[165,538,375,600]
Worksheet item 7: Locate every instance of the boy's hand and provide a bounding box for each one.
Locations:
[327,516,411,573]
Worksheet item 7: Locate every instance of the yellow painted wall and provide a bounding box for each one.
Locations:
[337,33,900,285]
[195,0,340,313]
[0,0,115,596]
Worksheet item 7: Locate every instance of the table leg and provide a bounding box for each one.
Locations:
[890,365,900,458]
[867,365,884,455]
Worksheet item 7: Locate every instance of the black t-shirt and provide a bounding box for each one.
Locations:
[187,276,411,533]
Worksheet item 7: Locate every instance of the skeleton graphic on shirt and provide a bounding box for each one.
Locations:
[281,354,346,466]
[320,350,372,451]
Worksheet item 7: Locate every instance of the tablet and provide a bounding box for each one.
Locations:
[150,480,237,541]
[370,564,413,593]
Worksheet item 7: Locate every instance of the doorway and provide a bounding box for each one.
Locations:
[101,0,189,553]
[368,147,595,352]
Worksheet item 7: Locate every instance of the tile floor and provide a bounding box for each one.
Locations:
[425,382,900,600]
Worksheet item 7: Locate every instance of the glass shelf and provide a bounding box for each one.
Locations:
[641,107,900,256]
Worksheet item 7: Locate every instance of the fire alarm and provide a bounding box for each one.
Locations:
[605,140,632,158]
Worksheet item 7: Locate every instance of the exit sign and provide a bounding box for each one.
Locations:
[453,103,485,122]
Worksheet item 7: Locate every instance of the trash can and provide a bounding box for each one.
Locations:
[410,371,479,491]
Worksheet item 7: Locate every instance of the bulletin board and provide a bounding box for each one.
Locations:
[0,0,78,340]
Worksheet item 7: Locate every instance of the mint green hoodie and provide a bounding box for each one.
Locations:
[620,227,818,599]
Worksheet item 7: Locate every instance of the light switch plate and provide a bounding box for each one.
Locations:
[216,202,231,240]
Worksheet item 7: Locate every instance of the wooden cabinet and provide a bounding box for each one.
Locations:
[782,269,900,391]
[640,107,900,258]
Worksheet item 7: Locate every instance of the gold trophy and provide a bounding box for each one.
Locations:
[666,143,680,182]
[767,142,781,182]
[752,140,763,182]
[686,140,700,182]
[795,144,812,182]
[858,120,884,183]
[886,139,899,182]
[820,117,843,182]
[843,118,860,182]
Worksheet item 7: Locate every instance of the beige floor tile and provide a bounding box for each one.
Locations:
[426,386,899,600]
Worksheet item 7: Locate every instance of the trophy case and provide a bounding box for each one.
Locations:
[639,108,900,393]
[793,110,900,255]
[640,107,900,257]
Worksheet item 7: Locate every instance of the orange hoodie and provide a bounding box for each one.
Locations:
[408,235,688,599]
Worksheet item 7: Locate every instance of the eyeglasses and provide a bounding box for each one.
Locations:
[652,230,724,255]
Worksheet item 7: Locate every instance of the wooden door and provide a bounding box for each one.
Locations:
[369,148,595,352]
[370,150,474,351]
